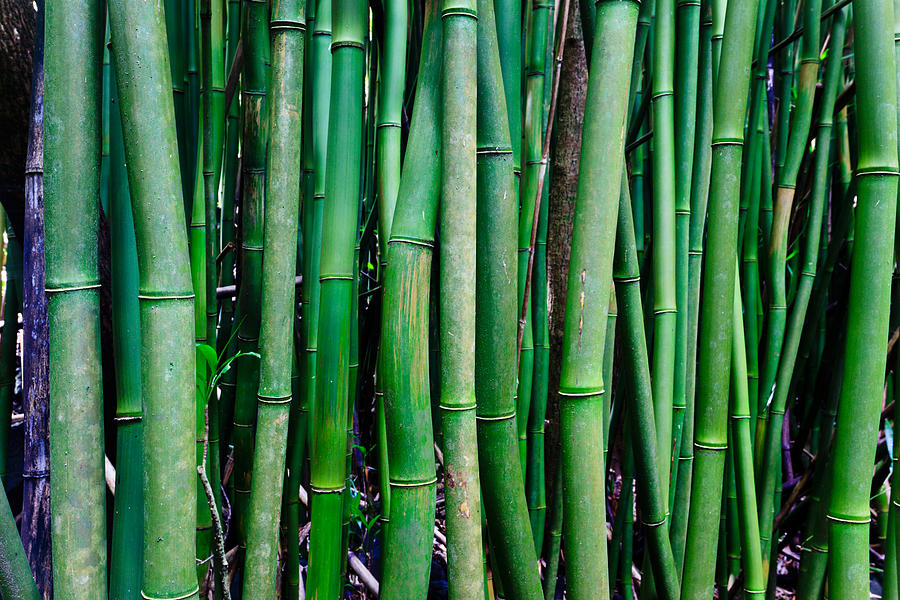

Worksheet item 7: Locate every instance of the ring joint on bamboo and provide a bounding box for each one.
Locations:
[825,513,870,524]
[855,167,900,177]
[475,412,516,422]
[115,415,142,423]
[557,387,604,399]
[439,403,477,412]
[310,485,345,494]
[270,20,306,31]
[45,282,102,294]
[141,585,200,600]
[243,244,264,252]
[654,308,676,315]
[693,441,726,451]
[441,8,478,19]
[243,90,265,97]
[319,275,353,281]
[613,275,640,284]
[711,138,744,148]
[137,293,195,300]
[641,517,666,528]
[477,146,513,156]
[389,477,438,488]
[650,91,674,101]
[388,236,435,249]
[377,122,402,129]
[257,393,292,405]
[312,30,332,37]
[331,40,365,51]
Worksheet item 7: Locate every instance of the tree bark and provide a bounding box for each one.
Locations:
[21,2,51,597]
[546,0,587,482]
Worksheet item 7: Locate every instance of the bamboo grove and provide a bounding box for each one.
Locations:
[4,0,900,597]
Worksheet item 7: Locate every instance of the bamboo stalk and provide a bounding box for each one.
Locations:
[679,0,759,593]
[306,1,366,596]
[827,0,900,597]
[108,0,200,595]
[558,2,638,597]
[45,1,107,596]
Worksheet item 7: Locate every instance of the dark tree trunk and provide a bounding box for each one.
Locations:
[545,0,587,482]
[20,2,51,597]
[0,0,37,240]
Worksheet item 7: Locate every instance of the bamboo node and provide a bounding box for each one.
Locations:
[270,20,307,32]
[45,283,101,294]
[376,121,402,129]
[613,275,640,284]
[389,477,438,488]
[692,441,726,451]
[137,293,195,300]
[114,415,143,423]
[439,403,477,412]
[650,91,674,101]
[558,387,604,399]
[141,585,200,600]
[855,167,900,177]
[319,275,353,281]
[825,513,870,524]
[310,485,345,494]
[641,517,666,528]
[388,236,435,249]
[257,393,292,405]
[441,8,477,19]
[475,412,516,422]
[330,40,365,51]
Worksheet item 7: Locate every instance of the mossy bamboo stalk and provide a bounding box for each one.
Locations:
[542,464,563,600]
[474,0,544,596]
[44,1,107,597]
[306,1,366,596]
[241,1,305,595]
[558,2,638,597]
[379,6,442,597]
[439,0,487,594]
[679,0,759,593]
[827,0,900,597]
[231,0,269,540]
[494,0,522,184]
[107,64,144,600]
[108,0,201,594]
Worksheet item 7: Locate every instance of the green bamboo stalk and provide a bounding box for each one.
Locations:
[306,1,366,596]
[728,272,765,599]
[284,3,317,597]
[375,0,406,253]
[614,176,681,600]
[494,0,522,184]
[756,5,844,571]
[526,164,551,554]
[0,486,39,600]
[303,0,331,486]
[241,1,305,596]
[45,1,107,597]
[379,1,441,595]
[669,0,701,505]
[649,0,678,508]
[679,0,759,593]
[827,0,900,597]
[757,0,822,457]
[439,0,487,594]
[108,0,200,595]
[231,0,269,540]
[559,2,638,597]
[474,0,544,596]
[670,0,712,574]
[516,0,551,477]
[107,63,144,600]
